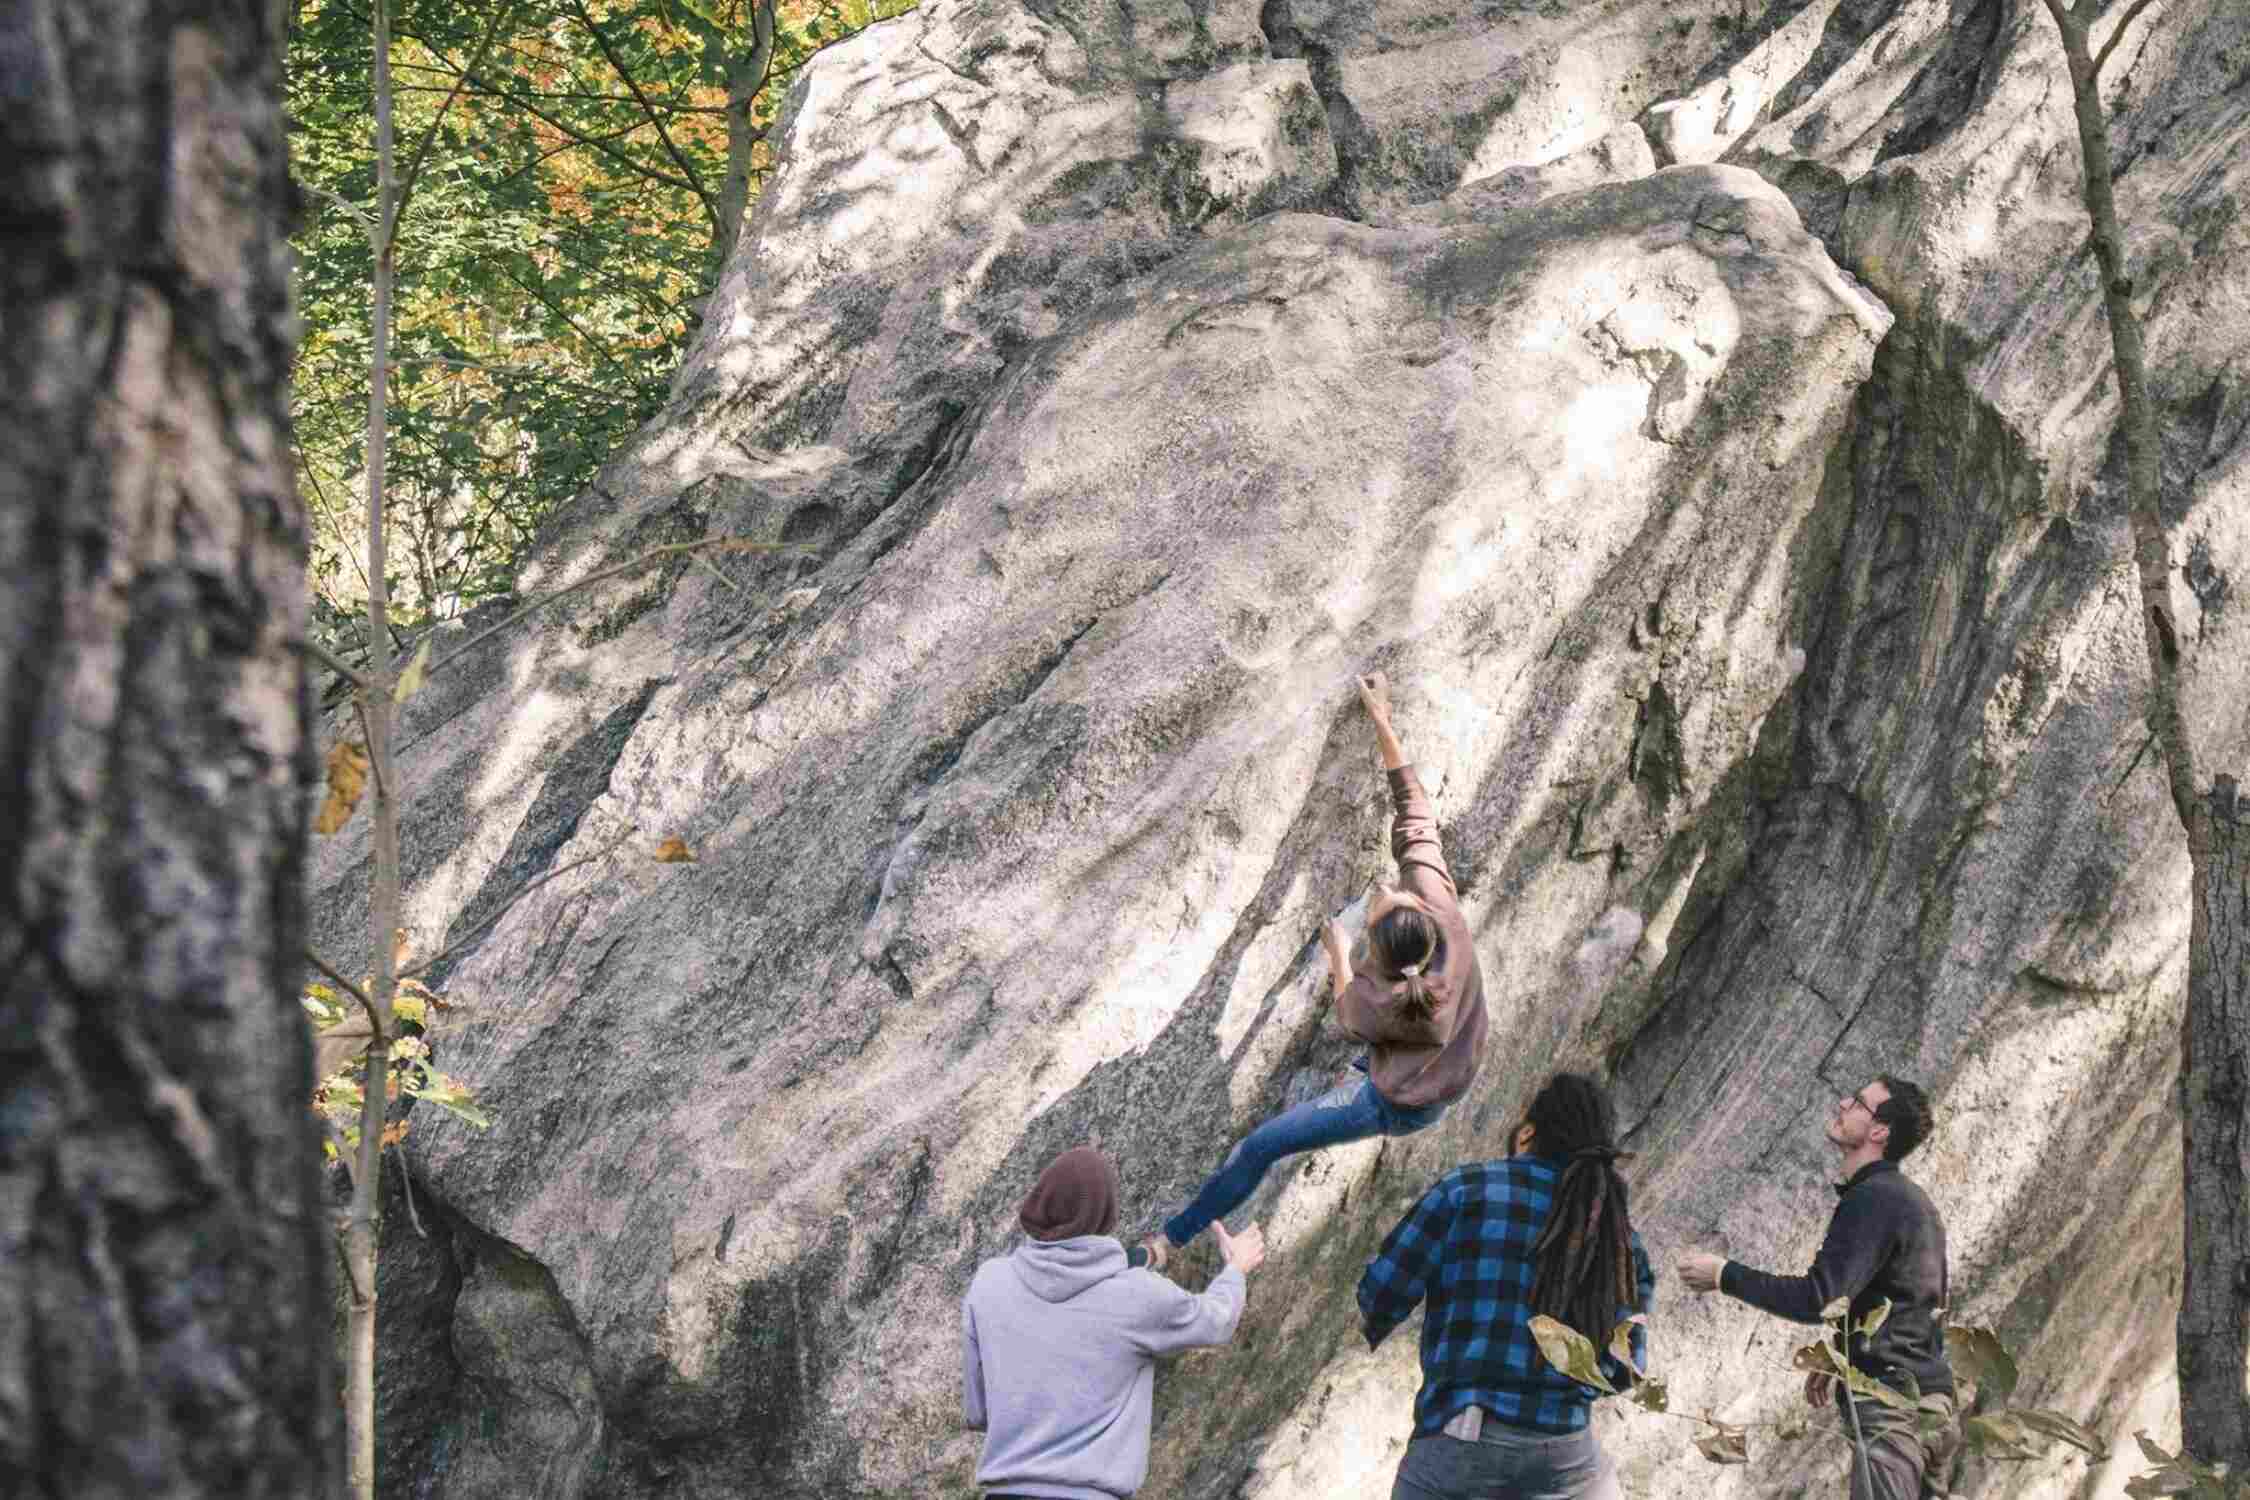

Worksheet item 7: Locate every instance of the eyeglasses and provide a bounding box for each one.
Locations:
[1840,1091,1879,1119]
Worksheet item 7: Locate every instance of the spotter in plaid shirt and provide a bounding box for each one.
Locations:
[1357,1156,1656,1437]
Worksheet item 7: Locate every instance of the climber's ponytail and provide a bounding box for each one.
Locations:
[1372,905,1441,1023]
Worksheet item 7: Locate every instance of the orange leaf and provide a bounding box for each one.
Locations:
[652,836,696,864]
[312,741,370,835]
[379,1120,410,1148]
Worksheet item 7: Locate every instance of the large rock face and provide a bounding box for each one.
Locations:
[316,0,2250,1496]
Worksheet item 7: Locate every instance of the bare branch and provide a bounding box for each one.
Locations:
[308,947,385,1041]
[392,1143,428,1237]
[691,549,748,596]
[295,634,369,689]
[351,695,390,807]
[425,535,792,682]
[386,76,729,113]
[2092,0,2167,80]
[378,353,633,402]
[388,2,521,256]
[300,460,370,596]
[398,826,639,981]
[305,182,378,248]
[488,259,635,373]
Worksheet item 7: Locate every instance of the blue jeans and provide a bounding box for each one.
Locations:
[1163,1075,1446,1246]
[1392,1427,1620,1500]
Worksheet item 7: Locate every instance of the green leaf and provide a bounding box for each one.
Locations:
[1855,1297,1892,1339]
[1822,1297,1852,1321]
[409,1070,492,1129]
[1624,1375,1668,1413]
[1527,1315,1617,1395]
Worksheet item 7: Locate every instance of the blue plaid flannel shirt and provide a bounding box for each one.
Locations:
[1357,1156,1656,1437]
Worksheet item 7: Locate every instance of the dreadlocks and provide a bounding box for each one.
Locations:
[1524,1073,1639,1366]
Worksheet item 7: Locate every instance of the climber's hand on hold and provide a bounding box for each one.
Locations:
[1320,918,1353,997]
[1214,1220,1266,1275]
[1356,671,1392,725]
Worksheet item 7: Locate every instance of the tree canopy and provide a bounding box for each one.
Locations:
[287,0,914,663]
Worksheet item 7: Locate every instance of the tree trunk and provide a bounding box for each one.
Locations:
[345,2,401,1496]
[0,2,335,1497]
[714,0,777,276]
[2037,0,2250,1466]
[2180,784,2250,1464]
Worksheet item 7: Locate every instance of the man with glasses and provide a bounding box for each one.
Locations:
[1677,1078,1952,1499]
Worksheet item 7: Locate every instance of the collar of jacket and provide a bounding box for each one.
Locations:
[1833,1159,1899,1197]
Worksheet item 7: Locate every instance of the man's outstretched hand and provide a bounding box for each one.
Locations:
[1214,1221,1266,1275]
[1676,1249,1726,1293]
[1804,1370,1832,1409]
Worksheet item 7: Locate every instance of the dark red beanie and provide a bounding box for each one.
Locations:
[1018,1147,1121,1241]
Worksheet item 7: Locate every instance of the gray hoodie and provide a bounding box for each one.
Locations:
[963,1236,1245,1499]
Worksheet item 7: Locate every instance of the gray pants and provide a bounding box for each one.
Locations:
[1391,1418,1620,1500]
[1839,1392,1958,1500]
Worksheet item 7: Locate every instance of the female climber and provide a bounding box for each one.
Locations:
[1142,671,1489,1267]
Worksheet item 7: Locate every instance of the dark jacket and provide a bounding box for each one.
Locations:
[1721,1160,1952,1399]
[1335,767,1489,1110]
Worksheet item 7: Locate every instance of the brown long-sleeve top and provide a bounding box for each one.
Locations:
[1336,767,1489,1110]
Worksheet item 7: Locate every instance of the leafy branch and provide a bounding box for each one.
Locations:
[1533,1304,2108,1473]
[388,2,521,256]
[562,0,720,232]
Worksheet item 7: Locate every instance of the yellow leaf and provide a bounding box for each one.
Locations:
[312,741,370,835]
[652,836,696,863]
[393,638,432,702]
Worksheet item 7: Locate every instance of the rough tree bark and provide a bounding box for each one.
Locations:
[2038,0,2250,1468]
[0,1,335,1497]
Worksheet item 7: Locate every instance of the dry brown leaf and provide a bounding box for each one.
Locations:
[379,1120,410,1148]
[313,741,370,835]
[1694,1424,1749,1465]
[652,836,696,864]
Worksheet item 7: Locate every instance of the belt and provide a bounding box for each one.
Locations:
[1440,1407,1587,1444]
